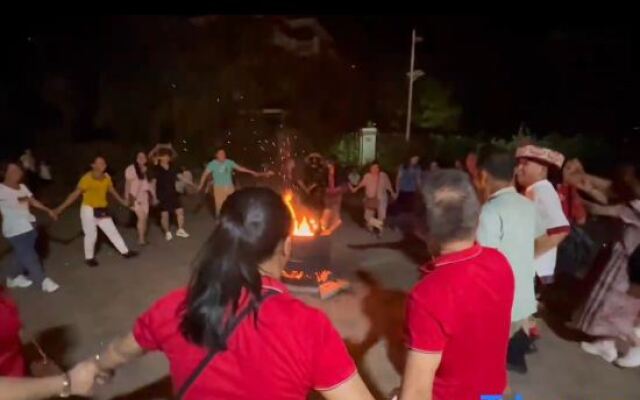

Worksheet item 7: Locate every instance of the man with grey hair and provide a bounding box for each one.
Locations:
[400,170,515,400]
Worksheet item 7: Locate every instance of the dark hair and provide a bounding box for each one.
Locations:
[133,152,147,181]
[0,161,21,182]
[157,148,173,158]
[477,145,516,182]
[180,187,292,350]
[421,169,480,245]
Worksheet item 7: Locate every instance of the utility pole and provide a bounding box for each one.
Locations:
[405,29,423,142]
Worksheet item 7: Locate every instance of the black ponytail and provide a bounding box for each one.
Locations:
[180,187,292,350]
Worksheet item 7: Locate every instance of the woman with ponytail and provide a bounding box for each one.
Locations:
[90,187,374,400]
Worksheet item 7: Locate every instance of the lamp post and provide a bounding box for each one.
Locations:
[405,28,423,142]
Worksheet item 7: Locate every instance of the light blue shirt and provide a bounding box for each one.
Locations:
[206,159,237,188]
[477,186,537,322]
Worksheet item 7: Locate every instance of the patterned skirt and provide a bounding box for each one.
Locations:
[574,242,640,343]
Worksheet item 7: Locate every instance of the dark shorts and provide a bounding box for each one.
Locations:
[157,193,181,213]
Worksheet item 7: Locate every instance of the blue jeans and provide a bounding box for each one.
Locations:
[6,229,45,285]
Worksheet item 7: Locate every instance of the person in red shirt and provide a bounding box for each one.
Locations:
[0,286,99,399]
[399,170,515,400]
[92,187,374,400]
[0,286,25,378]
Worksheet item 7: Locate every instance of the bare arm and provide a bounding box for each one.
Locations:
[573,177,609,204]
[108,186,129,207]
[233,163,259,177]
[320,373,375,400]
[124,179,132,202]
[0,376,68,400]
[535,231,569,258]
[399,350,442,400]
[27,197,56,220]
[198,169,212,191]
[0,360,99,400]
[55,188,83,215]
[585,173,612,192]
[95,332,145,373]
[583,201,624,218]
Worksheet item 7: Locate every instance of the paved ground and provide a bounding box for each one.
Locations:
[3,195,640,400]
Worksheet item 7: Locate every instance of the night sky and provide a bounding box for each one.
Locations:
[2,15,639,157]
[321,15,640,136]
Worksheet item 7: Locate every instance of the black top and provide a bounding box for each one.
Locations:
[153,164,178,199]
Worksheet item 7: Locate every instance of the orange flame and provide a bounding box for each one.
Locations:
[283,190,316,237]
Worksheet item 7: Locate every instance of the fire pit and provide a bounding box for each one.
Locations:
[281,192,350,299]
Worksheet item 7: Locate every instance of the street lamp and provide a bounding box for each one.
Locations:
[405,28,423,142]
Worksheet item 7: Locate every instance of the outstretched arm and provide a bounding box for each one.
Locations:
[54,188,83,215]
[95,332,145,376]
[0,360,99,400]
[28,197,56,220]
[198,169,212,192]
[108,186,129,207]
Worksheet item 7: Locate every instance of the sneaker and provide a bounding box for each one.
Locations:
[615,346,640,368]
[176,229,190,238]
[41,278,60,293]
[165,231,173,241]
[581,340,617,363]
[85,258,99,268]
[122,251,138,259]
[6,275,33,288]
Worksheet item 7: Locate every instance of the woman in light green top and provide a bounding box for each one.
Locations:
[198,149,273,215]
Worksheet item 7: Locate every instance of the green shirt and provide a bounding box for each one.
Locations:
[206,159,237,188]
[477,187,537,322]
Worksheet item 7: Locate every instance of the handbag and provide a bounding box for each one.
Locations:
[93,207,110,219]
[175,289,280,399]
[364,174,381,210]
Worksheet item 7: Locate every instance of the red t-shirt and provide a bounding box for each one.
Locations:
[133,277,356,400]
[406,245,514,400]
[0,288,25,377]
[557,183,586,224]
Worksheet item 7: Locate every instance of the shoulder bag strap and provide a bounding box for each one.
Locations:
[175,289,280,399]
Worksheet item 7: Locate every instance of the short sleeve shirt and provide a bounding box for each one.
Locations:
[206,160,237,188]
[405,245,514,400]
[78,173,112,208]
[133,277,356,400]
[477,187,537,321]
[525,180,570,278]
[0,184,35,238]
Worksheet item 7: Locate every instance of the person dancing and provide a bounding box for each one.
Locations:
[198,148,272,216]
[152,148,193,241]
[0,162,59,292]
[55,156,136,267]
[124,152,154,246]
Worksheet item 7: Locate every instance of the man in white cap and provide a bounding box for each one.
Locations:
[515,144,570,285]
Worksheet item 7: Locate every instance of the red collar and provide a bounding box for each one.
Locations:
[261,276,288,294]
[421,244,483,273]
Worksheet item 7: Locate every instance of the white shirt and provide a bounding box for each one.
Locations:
[0,184,36,238]
[525,179,570,278]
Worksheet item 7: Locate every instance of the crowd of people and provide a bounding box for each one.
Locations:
[1,140,639,400]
